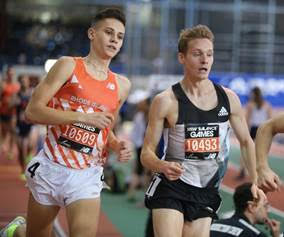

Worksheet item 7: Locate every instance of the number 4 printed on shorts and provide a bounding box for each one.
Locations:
[28,162,40,178]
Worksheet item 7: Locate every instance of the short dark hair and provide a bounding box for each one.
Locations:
[91,8,126,27]
[233,183,254,214]
[178,24,214,54]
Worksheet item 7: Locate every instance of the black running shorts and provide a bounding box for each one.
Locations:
[145,174,221,222]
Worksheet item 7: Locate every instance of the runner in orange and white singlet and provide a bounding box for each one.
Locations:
[44,57,120,169]
[0,8,132,237]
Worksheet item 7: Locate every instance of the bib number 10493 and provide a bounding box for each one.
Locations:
[185,124,220,160]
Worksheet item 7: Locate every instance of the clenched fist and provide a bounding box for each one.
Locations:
[162,161,184,181]
[117,140,132,163]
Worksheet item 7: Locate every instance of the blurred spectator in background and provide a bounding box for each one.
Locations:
[247,87,272,142]
[236,87,272,180]
[15,75,34,180]
[210,182,282,237]
[127,97,151,202]
[0,66,20,159]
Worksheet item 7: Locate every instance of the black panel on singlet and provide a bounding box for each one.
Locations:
[172,82,230,124]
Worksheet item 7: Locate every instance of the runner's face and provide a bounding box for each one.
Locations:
[179,38,214,80]
[90,18,125,59]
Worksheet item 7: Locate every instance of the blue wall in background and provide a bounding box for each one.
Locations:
[211,73,284,107]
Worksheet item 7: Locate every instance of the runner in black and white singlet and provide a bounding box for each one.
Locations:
[141,25,266,237]
[162,82,231,188]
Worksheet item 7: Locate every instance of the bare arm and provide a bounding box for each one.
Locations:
[25,56,114,129]
[141,90,184,180]
[107,74,131,151]
[107,74,132,162]
[25,57,79,125]
[226,88,266,200]
[255,113,283,192]
[226,88,257,183]
[256,113,284,167]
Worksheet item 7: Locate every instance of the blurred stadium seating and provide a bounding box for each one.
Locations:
[2,0,284,76]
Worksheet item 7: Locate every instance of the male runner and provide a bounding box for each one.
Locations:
[141,24,266,237]
[1,8,132,237]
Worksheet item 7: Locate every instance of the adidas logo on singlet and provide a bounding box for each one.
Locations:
[218,106,228,116]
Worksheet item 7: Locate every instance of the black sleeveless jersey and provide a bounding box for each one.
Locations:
[162,82,231,188]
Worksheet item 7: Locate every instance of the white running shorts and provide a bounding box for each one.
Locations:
[25,150,103,207]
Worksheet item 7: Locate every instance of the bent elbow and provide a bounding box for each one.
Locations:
[258,122,275,137]
[24,105,36,123]
[240,137,253,148]
[140,149,147,168]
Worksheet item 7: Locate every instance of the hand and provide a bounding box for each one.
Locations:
[84,112,114,129]
[162,161,184,181]
[257,166,281,193]
[117,140,132,163]
[251,183,267,203]
[265,218,281,237]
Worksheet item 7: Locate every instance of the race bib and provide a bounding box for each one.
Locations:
[184,124,220,160]
[58,123,100,154]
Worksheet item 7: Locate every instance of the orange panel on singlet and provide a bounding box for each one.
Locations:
[43,57,119,169]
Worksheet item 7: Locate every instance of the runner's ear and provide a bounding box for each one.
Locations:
[88,27,95,40]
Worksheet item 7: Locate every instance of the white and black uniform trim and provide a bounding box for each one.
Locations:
[163,82,231,188]
[210,214,267,237]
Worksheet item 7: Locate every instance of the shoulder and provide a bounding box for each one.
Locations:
[212,218,263,237]
[150,88,175,117]
[115,73,131,101]
[153,88,175,106]
[211,218,245,236]
[222,87,242,112]
[48,56,76,77]
[115,74,131,91]
[42,56,76,86]
[223,87,239,101]
[238,218,263,236]
[263,101,272,109]
[56,56,76,68]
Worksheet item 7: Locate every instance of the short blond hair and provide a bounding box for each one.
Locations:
[178,24,214,54]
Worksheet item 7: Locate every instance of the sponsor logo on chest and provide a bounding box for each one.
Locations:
[106,82,116,90]
[218,106,228,116]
